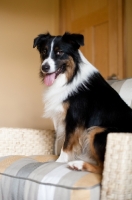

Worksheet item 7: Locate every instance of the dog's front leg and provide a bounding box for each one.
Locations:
[56,148,74,163]
[56,127,81,163]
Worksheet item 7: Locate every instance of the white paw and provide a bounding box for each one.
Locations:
[68,160,84,171]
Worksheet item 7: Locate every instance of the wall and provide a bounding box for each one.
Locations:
[124,0,132,78]
[0,0,59,129]
[0,0,132,130]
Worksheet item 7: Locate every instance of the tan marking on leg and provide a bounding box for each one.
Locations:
[63,127,84,153]
[83,162,103,174]
[64,126,105,174]
[51,102,69,155]
[54,102,69,128]
[82,126,106,174]
[62,102,69,120]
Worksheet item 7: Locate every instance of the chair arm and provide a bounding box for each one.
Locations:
[0,128,55,156]
[101,133,132,200]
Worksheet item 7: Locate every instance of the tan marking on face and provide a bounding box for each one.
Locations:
[65,56,76,82]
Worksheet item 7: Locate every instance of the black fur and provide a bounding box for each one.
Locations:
[65,73,132,130]
[64,72,132,161]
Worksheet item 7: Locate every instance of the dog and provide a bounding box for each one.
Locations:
[33,32,132,174]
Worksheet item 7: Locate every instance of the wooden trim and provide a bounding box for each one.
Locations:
[108,0,124,79]
[108,0,118,77]
[117,0,124,79]
[72,6,108,32]
[59,0,124,78]
[59,0,72,33]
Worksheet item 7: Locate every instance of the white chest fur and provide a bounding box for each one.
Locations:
[43,75,67,155]
[43,73,67,116]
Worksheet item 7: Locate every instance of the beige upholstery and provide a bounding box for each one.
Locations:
[101,133,132,200]
[0,128,55,156]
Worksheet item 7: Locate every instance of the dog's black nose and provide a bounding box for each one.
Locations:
[42,63,50,73]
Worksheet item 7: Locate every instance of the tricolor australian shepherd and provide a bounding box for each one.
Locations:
[33,32,132,174]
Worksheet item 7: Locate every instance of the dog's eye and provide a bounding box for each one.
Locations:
[42,49,47,55]
[56,50,63,56]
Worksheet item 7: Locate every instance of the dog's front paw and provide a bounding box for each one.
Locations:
[68,160,84,171]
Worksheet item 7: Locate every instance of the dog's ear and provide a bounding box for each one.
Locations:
[62,32,84,49]
[33,33,51,49]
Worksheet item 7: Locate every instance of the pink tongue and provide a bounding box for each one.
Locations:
[44,73,56,86]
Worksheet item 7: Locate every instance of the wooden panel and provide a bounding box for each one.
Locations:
[124,0,132,77]
[71,0,107,20]
[59,0,72,32]
[60,0,124,79]
[79,29,87,56]
[108,0,118,77]
[108,0,124,78]
[72,6,108,32]
[117,0,124,78]
[85,27,94,63]
[94,22,108,78]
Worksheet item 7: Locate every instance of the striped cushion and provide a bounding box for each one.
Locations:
[108,78,132,108]
[0,156,101,200]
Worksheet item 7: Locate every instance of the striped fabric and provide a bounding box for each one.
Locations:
[0,156,101,200]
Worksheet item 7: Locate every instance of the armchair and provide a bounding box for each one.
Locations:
[0,78,132,200]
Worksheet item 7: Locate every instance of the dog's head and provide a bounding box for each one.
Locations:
[33,32,84,86]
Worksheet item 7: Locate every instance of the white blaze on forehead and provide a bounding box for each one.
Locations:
[42,37,56,73]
